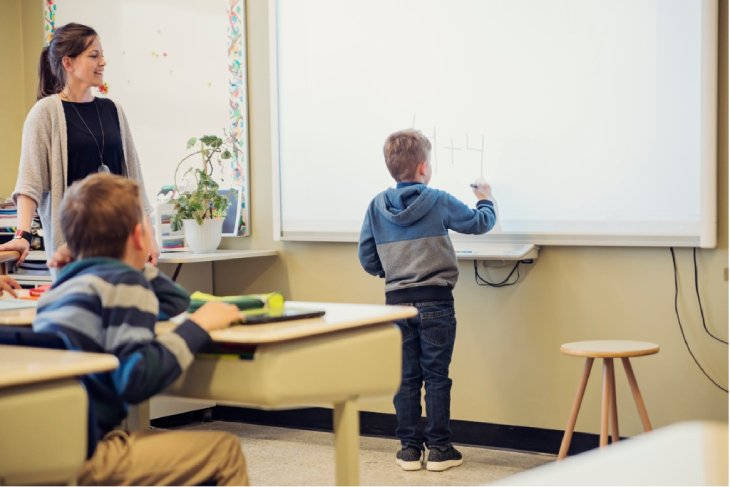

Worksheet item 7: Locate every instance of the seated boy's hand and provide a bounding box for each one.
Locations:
[0,275,20,298]
[190,302,241,331]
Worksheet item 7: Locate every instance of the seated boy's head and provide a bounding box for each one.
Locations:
[60,173,151,265]
[383,129,432,183]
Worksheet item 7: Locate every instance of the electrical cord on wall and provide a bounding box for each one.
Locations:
[692,248,728,344]
[670,247,727,393]
[473,260,521,287]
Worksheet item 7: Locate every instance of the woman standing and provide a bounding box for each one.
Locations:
[0,22,157,268]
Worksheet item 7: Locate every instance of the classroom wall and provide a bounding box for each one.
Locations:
[0,0,43,199]
[0,1,726,439]
[215,0,729,437]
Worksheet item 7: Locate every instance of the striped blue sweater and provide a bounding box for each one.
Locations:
[33,258,210,456]
[358,182,496,304]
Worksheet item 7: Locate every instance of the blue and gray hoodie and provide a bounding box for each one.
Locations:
[33,258,210,457]
[358,182,496,304]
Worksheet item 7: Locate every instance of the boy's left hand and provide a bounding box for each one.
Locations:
[0,275,20,298]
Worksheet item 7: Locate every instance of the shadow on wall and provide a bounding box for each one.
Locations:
[214,255,288,298]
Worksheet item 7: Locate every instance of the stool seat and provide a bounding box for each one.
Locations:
[561,340,659,358]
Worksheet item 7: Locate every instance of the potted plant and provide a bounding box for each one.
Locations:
[170,134,235,253]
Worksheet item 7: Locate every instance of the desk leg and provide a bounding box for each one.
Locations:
[171,263,183,282]
[333,398,359,486]
[126,400,151,431]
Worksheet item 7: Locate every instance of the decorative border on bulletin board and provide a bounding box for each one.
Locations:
[42,0,250,237]
[227,0,249,236]
[43,0,56,44]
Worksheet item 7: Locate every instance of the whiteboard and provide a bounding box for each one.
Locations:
[272,0,717,248]
[51,0,250,236]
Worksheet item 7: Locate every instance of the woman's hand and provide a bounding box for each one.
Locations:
[47,244,74,269]
[0,275,21,298]
[0,238,30,265]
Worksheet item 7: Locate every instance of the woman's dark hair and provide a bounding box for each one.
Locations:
[38,22,97,100]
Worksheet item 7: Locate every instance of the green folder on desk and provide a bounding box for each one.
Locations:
[188,291,285,312]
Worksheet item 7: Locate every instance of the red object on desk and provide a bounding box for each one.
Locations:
[29,284,51,298]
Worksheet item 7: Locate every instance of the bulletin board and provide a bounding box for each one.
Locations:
[46,0,250,236]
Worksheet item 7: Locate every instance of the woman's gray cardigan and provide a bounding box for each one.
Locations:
[12,94,151,263]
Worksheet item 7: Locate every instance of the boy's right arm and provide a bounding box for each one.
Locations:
[445,192,497,235]
[358,210,385,277]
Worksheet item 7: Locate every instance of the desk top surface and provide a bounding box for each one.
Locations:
[0,344,118,388]
[158,249,277,264]
[1,298,417,344]
[205,301,416,344]
[155,301,416,345]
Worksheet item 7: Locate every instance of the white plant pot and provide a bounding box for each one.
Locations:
[182,218,224,253]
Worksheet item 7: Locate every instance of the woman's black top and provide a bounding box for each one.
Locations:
[62,97,125,186]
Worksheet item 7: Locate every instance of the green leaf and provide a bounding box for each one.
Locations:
[186,137,197,149]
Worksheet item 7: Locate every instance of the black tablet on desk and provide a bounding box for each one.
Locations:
[240,307,325,325]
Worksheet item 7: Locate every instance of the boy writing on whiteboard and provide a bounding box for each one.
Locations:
[33,173,248,485]
[358,129,496,471]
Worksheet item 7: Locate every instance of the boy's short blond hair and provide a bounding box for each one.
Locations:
[60,173,144,259]
[383,129,432,181]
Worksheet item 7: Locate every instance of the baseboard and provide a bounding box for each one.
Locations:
[152,405,603,456]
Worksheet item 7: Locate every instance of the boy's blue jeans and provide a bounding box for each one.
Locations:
[393,300,456,450]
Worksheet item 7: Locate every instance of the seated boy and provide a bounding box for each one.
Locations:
[33,173,247,485]
[358,129,496,472]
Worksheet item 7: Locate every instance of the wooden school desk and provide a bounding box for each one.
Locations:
[0,345,118,485]
[157,301,415,486]
[0,300,416,486]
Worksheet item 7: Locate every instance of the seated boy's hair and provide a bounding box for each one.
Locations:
[60,173,144,259]
[383,129,432,181]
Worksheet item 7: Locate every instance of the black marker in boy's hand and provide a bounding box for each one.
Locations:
[470,177,492,201]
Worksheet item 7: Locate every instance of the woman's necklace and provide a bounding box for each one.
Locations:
[66,97,109,173]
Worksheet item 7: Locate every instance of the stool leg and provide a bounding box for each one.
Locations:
[621,357,652,432]
[558,357,594,460]
[600,359,611,447]
[606,358,619,443]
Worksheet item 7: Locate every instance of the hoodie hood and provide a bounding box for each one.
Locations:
[375,184,440,226]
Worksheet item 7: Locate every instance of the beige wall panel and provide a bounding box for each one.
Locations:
[0,0,42,199]
[0,0,25,198]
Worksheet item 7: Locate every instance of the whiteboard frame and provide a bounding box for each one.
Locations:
[270,0,718,249]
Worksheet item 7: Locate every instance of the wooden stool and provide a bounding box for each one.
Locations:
[558,340,659,460]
